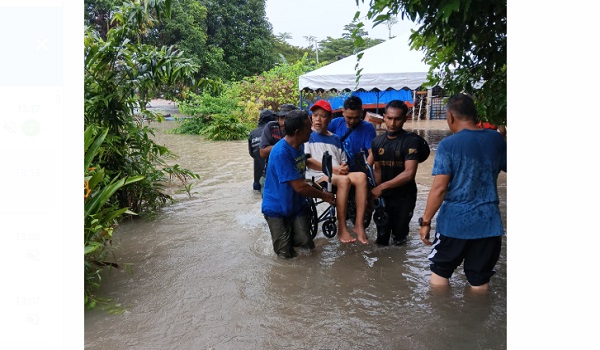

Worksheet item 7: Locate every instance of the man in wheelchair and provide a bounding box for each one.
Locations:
[304,100,369,244]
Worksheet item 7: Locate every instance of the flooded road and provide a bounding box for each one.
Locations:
[84,114,507,349]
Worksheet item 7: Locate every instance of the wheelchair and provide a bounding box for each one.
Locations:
[308,151,338,239]
[308,150,388,239]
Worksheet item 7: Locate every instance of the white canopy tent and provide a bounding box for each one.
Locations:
[299,34,431,92]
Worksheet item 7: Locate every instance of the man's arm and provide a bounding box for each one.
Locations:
[419,174,450,245]
[365,124,376,166]
[259,124,273,159]
[371,159,418,199]
[260,145,273,159]
[366,148,374,166]
[306,158,321,171]
[289,178,336,205]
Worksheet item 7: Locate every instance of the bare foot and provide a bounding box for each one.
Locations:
[337,228,356,244]
[354,228,369,244]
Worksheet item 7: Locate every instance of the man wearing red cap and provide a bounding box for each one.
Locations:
[305,99,369,244]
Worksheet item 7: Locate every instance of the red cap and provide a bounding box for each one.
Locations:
[309,99,332,113]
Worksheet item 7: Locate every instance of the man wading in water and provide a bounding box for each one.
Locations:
[261,110,336,259]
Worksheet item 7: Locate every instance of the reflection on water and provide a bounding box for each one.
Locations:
[84,119,506,350]
[411,129,452,151]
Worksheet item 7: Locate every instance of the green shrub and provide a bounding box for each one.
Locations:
[199,113,252,141]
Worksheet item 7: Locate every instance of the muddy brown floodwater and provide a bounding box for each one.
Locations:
[84,102,507,350]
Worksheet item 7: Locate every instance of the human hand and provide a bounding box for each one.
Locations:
[323,191,336,206]
[371,185,383,199]
[419,226,432,246]
[338,162,349,175]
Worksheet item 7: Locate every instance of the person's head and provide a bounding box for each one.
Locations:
[284,110,312,143]
[309,100,333,133]
[258,109,275,126]
[383,100,409,134]
[445,94,478,132]
[342,96,363,129]
[276,103,299,127]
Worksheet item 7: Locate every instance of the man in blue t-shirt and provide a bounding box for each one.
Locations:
[327,96,376,173]
[258,104,299,193]
[419,94,507,292]
[262,110,336,259]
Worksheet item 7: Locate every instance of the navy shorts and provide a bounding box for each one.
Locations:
[428,232,502,286]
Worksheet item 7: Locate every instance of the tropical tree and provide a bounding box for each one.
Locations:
[356,0,507,125]
[276,32,293,42]
[203,0,276,80]
[84,0,198,212]
[143,0,231,81]
[385,17,398,39]
[304,35,320,63]
[84,0,125,38]
[318,22,385,63]
[272,34,311,65]
[86,0,278,83]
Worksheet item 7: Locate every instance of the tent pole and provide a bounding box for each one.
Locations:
[426,89,432,120]
[299,90,303,110]
[412,90,416,120]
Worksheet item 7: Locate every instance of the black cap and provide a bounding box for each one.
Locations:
[275,103,299,117]
[258,109,275,125]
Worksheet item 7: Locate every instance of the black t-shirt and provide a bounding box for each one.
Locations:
[259,121,284,150]
[248,124,267,158]
[371,130,420,198]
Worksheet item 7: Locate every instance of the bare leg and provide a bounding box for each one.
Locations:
[331,176,356,243]
[430,271,450,287]
[348,172,368,244]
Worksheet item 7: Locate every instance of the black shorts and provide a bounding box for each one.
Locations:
[428,232,502,286]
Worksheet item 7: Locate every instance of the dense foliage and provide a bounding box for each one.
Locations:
[86,0,276,82]
[84,0,199,308]
[172,58,319,140]
[357,0,507,125]
[203,0,276,80]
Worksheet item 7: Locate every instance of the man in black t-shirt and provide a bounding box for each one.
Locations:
[370,100,422,246]
[248,109,276,191]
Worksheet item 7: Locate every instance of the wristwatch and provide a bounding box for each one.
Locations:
[418,217,431,227]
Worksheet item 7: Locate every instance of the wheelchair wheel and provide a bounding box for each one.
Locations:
[308,199,319,239]
[373,207,389,227]
[322,219,337,238]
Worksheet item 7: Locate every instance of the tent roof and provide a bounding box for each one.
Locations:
[299,35,431,92]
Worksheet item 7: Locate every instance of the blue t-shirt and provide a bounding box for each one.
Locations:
[327,117,376,172]
[261,139,309,218]
[433,129,507,239]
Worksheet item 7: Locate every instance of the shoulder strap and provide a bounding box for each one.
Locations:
[340,127,355,143]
